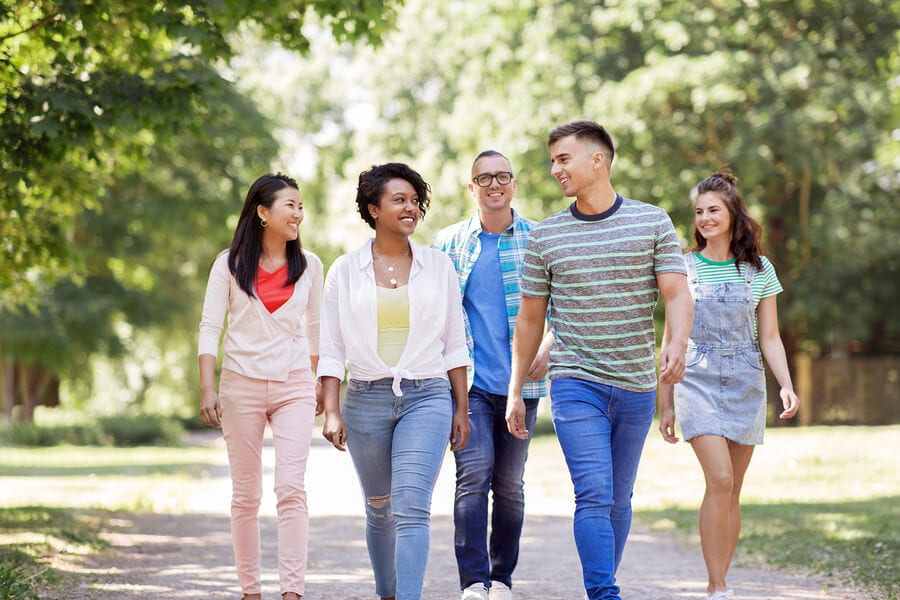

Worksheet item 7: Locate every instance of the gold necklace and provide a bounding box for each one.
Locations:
[372,248,409,287]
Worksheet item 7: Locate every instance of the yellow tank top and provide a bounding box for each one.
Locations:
[376,285,410,367]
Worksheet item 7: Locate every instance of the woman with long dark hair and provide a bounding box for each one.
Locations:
[659,170,799,600]
[198,173,323,600]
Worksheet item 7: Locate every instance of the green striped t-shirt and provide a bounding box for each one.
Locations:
[689,252,783,340]
[521,195,686,392]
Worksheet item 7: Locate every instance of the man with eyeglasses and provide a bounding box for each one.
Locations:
[433,150,553,600]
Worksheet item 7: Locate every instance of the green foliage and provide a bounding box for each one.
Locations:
[278,0,899,356]
[1,1,402,306]
[3,414,184,446]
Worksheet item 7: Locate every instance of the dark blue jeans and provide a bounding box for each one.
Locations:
[453,385,539,589]
[550,378,656,600]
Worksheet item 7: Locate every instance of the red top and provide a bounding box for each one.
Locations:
[257,264,294,313]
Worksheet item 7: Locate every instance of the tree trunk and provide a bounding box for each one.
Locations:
[2,362,15,419]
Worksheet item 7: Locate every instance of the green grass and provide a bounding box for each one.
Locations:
[0,506,107,600]
[634,424,899,599]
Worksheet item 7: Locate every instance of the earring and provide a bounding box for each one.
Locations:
[261,218,268,228]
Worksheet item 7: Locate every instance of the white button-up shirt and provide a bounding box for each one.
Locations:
[198,249,323,381]
[318,239,470,395]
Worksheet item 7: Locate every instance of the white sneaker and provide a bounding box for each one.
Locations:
[461,583,489,600]
[708,590,734,600]
[489,580,512,600]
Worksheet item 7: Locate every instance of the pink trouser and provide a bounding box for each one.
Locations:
[220,367,316,596]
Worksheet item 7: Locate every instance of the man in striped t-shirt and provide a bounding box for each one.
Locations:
[505,121,693,600]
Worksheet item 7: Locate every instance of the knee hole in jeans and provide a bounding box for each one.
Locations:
[367,494,391,510]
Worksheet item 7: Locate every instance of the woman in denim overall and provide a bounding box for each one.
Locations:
[659,171,799,600]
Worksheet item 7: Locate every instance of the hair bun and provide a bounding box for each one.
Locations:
[711,169,738,187]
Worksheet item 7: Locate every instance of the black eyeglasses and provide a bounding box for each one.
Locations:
[472,171,513,187]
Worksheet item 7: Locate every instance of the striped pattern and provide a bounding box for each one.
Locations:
[522,197,686,392]
[432,209,548,399]
[689,252,783,339]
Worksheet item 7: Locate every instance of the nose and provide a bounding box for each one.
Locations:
[550,162,561,177]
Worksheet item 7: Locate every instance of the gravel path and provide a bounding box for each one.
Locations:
[52,432,866,600]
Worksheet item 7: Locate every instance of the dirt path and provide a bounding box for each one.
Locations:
[52,432,865,600]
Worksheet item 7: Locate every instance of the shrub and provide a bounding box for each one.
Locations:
[97,415,184,446]
[2,415,184,447]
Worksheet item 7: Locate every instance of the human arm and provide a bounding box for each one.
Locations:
[506,295,549,439]
[758,295,799,419]
[197,254,229,428]
[198,353,221,427]
[448,366,470,451]
[319,375,346,451]
[657,323,679,443]
[657,272,693,385]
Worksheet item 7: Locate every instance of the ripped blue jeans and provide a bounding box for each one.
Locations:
[343,377,453,600]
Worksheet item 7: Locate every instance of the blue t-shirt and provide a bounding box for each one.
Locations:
[463,232,511,395]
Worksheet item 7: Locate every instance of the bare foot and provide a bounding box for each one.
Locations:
[282,593,302,600]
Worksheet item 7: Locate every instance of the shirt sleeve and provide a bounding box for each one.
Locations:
[520,231,550,298]
[653,209,688,275]
[304,252,324,357]
[759,256,784,299]
[198,252,230,357]
[439,253,472,371]
[316,256,348,381]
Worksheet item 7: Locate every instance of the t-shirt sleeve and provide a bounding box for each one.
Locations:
[759,256,783,299]
[654,209,687,275]
[520,231,550,298]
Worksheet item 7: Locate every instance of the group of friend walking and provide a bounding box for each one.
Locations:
[197,119,800,600]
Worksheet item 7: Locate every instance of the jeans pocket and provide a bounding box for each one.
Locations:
[739,351,765,371]
[685,348,705,368]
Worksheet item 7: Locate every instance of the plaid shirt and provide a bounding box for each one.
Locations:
[432,209,548,400]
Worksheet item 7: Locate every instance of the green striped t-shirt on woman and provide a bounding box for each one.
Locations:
[688,252,783,340]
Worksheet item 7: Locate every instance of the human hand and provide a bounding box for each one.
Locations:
[314,381,324,416]
[658,408,679,444]
[199,390,222,428]
[779,387,799,419]
[658,343,686,385]
[450,408,471,451]
[505,393,529,440]
[526,346,550,381]
[322,412,347,451]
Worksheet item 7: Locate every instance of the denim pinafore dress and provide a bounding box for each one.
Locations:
[674,253,768,445]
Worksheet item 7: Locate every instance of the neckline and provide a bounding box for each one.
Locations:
[696,252,735,267]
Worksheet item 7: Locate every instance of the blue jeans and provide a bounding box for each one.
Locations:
[550,378,656,600]
[343,377,453,600]
[453,386,539,589]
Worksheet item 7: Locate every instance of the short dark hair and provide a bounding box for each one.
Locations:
[356,163,431,230]
[547,120,615,163]
[692,169,764,272]
[472,149,510,172]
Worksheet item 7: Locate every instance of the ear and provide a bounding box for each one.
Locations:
[592,151,605,170]
[368,203,379,221]
[257,205,268,221]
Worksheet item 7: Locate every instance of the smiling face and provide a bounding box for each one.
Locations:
[694,191,733,244]
[368,177,420,237]
[549,134,607,197]
[469,154,517,215]
[257,186,303,243]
